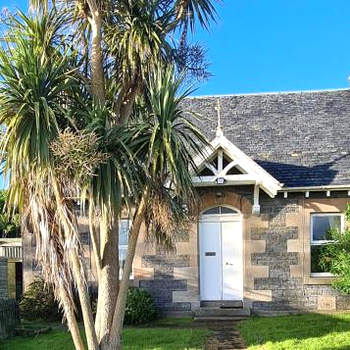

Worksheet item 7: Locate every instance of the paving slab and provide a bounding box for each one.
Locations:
[195,320,247,350]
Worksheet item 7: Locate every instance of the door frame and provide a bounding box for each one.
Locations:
[198,205,243,301]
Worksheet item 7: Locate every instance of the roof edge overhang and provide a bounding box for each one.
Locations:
[281,184,350,192]
[192,134,283,198]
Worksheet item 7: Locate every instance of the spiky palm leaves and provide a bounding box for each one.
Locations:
[1,2,217,348]
[172,0,219,31]
[29,0,219,121]
[107,67,209,346]
[0,12,82,290]
[0,12,98,349]
[106,0,173,120]
[131,67,206,244]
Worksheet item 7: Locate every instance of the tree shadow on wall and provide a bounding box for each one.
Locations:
[239,312,350,349]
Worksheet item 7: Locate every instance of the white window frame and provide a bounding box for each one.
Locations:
[202,206,240,216]
[119,218,133,279]
[310,213,344,277]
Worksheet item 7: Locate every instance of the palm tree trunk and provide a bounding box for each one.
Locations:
[107,187,149,350]
[70,252,99,350]
[95,213,119,346]
[118,75,140,124]
[59,286,85,350]
[88,201,102,281]
[87,0,105,105]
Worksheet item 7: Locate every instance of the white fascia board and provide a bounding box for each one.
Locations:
[192,175,217,183]
[193,175,257,184]
[192,135,283,197]
[213,135,281,186]
[193,179,257,187]
[193,176,278,197]
[219,174,258,183]
[281,184,350,192]
[260,183,279,198]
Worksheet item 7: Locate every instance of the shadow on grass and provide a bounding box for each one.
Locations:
[238,312,350,350]
[0,318,208,350]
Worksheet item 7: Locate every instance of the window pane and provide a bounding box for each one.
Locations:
[119,219,130,245]
[221,206,238,214]
[312,215,341,241]
[311,245,332,273]
[203,207,220,215]
[198,167,215,176]
[226,166,244,175]
[119,246,127,274]
[223,155,231,168]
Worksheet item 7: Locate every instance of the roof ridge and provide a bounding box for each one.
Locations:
[187,87,350,99]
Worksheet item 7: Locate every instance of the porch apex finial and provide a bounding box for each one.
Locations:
[215,99,223,137]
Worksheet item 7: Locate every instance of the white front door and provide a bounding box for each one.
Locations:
[199,213,243,301]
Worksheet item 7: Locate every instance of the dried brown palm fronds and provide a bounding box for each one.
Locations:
[144,184,193,251]
[22,172,77,316]
[50,129,109,185]
[17,165,92,331]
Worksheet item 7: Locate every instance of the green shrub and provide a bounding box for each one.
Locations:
[19,278,61,321]
[124,288,158,325]
[0,190,20,238]
[320,204,350,294]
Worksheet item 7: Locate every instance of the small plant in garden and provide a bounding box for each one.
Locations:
[91,287,158,325]
[19,278,61,321]
[124,288,158,325]
[320,203,350,294]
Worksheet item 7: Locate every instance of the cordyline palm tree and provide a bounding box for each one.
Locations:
[0,11,93,349]
[0,1,218,349]
[30,0,219,116]
[26,3,218,343]
[107,67,207,347]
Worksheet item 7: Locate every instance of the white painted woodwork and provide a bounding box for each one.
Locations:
[252,184,261,215]
[221,221,243,300]
[199,221,222,300]
[192,132,282,200]
[199,209,243,301]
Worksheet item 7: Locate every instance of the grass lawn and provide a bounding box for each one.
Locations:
[238,312,350,350]
[0,318,208,350]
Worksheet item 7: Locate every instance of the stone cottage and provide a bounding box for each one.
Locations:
[23,88,350,317]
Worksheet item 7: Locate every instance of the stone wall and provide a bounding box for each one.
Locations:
[250,197,302,312]
[0,257,8,298]
[135,189,350,314]
[134,220,199,314]
[134,186,253,313]
[249,194,350,314]
[0,299,20,339]
[21,187,350,315]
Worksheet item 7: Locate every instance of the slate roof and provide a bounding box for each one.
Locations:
[182,88,350,188]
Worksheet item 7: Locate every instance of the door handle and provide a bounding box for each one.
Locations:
[225,262,233,266]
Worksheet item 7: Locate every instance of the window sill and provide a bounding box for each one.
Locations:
[119,275,134,280]
[304,273,336,285]
[310,272,334,278]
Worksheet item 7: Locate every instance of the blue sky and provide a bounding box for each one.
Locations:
[1,1,350,188]
[3,1,350,95]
